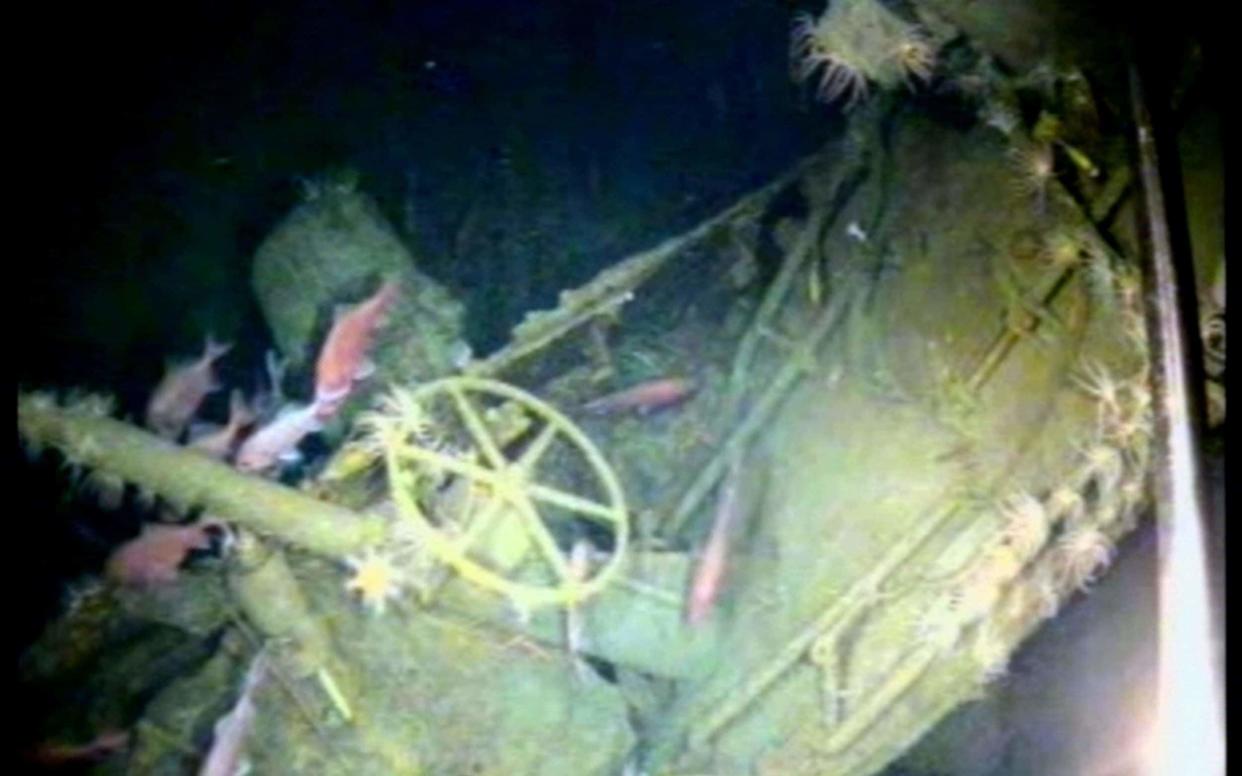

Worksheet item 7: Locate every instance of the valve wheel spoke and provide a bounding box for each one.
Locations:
[381,378,629,608]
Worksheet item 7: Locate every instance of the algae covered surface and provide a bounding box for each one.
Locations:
[237,552,635,776]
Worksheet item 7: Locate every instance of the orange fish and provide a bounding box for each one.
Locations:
[105,521,220,587]
[145,336,232,440]
[188,390,255,461]
[25,729,130,767]
[684,456,744,627]
[583,377,697,416]
[313,280,400,419]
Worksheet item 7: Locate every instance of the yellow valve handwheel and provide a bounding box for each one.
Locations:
[382,377,628,610]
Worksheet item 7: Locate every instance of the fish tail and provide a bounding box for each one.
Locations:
[242,647,271,695]
[373,280,401,325]
[684,584,714,626]
[581,397,614,415]
[264,349,287,388]
[312,385,351,420]
[203,334,233,362]
[378,277,402,301]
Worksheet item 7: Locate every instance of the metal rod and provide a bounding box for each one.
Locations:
[1128,62,1224,776]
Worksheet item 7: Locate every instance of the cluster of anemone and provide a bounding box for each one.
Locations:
[929,237,1156,639]
[1070,358,1153,459]
[790,0,937,109]
[916,426,1149,665]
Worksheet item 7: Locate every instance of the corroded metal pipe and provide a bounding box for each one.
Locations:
[1128,62,1224,776]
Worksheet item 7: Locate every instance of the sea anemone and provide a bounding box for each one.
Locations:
[1040,229,1089,270]
[1030,567,1062,622]
[790,0,936,109]
[1073,358,1125,429]
[1201,310,1225,378]
[997,490,1049,561]
[1078,442,1124,497]
[58,434,102,483]
[1054,525,1115,593]
[1009,141,1056,215]
[791,10,870,107]
[891,32,936,88]
[344,548,407,615]
[1046,485,1086,526]
[1104,395,1152,449]
[978,100,1020,138]
[1116,475,1147,525]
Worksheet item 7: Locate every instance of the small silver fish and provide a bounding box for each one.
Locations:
[234,402,323,473]
[145,337,232,440]
[189,390,255,461]
[198,649,269,776]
